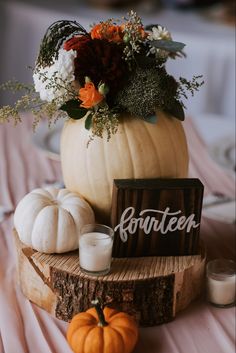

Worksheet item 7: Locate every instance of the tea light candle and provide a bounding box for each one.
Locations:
[79,224,114,276]
[207,259,236,307]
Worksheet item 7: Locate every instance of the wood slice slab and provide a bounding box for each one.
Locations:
[13,230,206,326]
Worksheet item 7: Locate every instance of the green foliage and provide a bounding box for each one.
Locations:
[85,113,93,130]
[0,80,34,94]
[60,99,87,119]
[122,10,144,65]
[150,40,185,53]
[0,81,66,129]
[115,66,179,119]
[165,101,185,121]
[90,105,119,142]
[135,54,157,69]
[177,75,204,99]
[144,114,158,124]
[37,20,88,68]
[0,13,204,142]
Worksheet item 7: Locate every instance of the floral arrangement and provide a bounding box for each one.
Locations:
[0,11,203,140]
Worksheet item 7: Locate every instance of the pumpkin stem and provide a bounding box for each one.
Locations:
[92,299,108,327]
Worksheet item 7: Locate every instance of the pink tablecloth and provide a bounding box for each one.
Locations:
[0,116,235,353]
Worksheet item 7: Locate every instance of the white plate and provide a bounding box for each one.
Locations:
[203,194,236,224]
[194,115,235,174]
[209,135,235,173]
[32,119,64,161]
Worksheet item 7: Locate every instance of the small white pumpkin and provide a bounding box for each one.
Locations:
[14,188,95,254]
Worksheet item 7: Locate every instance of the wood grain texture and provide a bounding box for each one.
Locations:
[111,178,204,257]
[14,229,206,326]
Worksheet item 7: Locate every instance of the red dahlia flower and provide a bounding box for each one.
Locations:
[63,35,90,51]
[79,81,104,108]
[63,36,128,98]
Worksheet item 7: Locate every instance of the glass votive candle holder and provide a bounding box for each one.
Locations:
[206,259,236,308]
[78,224,114,276]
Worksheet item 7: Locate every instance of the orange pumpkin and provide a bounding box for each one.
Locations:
[67,300,139,353]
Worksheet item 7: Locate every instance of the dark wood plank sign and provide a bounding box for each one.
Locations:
[111,178,204,257]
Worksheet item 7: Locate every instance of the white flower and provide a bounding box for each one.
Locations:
[147,26,172,60]
[33,48,77,104]
[147,25,172,41]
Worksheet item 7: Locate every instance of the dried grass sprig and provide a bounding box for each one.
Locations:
[37,20,88,68]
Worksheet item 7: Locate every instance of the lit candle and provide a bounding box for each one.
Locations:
[79,224,114,276]
[207,259,236,307]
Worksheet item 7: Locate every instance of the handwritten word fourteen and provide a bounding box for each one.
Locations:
[114,207,200,242]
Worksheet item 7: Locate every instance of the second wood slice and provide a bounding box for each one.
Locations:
[14,230,206,326]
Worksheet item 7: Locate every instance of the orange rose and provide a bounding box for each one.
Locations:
[106,25,124,42]
[79,82,104,109]
[90,23,103,40]
[90,23,124,43]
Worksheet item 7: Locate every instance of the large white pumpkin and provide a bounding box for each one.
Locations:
[14,188,95,253]
[61,111,189,223]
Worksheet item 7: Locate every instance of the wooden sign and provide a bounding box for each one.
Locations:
[111,178,204,257]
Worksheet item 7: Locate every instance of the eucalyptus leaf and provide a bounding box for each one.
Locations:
[85,114,93,130]
[150,40,185,53]
[60,99,87,120]
[166,101,185,121]
[145,114,157,124]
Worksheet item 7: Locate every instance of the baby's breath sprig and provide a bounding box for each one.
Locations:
[0,80,34,94]
[31,101,67,131]
[177,75,204,101]
[35,69,77,106]
[90,105,119,143]
[0,80,67,129]
[122,10,145,65]
[0,105,22,125]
